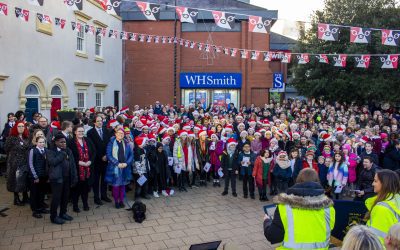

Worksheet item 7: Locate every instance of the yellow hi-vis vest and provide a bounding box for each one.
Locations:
[277,204,335,250]
[366,194,400,244]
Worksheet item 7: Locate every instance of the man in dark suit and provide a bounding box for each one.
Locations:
[87,115,111,205]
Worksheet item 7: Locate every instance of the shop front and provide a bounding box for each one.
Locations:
[180,72,241,109]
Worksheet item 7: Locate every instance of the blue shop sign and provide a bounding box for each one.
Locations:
[180,73,242,89]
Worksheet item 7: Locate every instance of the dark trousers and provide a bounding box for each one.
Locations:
[212,165,220,180]
[223,170,237,193]
[191,169,200,186]
[258,179,268,198]
[200,162,206,182]
[153,173,166,192]
[134,173,148,198]
[30,177,47,213]
[72,180,89,209]
[242,173,255,196]
[277,179,289,194]
[50,178,70,220]
[177,171,185,189]
[93,163,107,200]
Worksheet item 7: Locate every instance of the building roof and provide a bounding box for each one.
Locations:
[121,0,277,21]
[269,32,297,51]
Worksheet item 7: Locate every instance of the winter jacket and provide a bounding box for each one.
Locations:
[238,151,256,175]
[345,153,358,183]
[28,147,48,179]
[237,138,250,153]
[105,137,134,186]
[358,164,380,199]
[68,138,96,185]
[302,160,319,174]
[327,162,348,187]
[252,156,275,188]
[220,150,239,174]
[273,159,292,181]
[46,148,78,186]
[209,140,224,171]
[4,136,30,192]
[291,158,304,181]
[251,139,263,155]
[383,147,400,170]
[318,163,329,188]
[264,181,335,245]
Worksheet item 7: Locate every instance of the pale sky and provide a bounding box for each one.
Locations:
[250,0,325,39]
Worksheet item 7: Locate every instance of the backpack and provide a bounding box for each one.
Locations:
[132,201,146,223]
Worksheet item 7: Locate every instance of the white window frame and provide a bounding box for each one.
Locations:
[95,91,104,107]
[77,91,87,109]
[95,33,102,58]
[76,21,86,53]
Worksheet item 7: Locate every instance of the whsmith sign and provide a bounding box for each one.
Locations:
[180,73,242,89]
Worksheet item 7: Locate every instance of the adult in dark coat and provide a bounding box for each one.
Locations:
[87,115,111,204]
[383,140,400,170]
[68,125,96,212]
[354,157,381,202]
[47,133,78,225]
[29,116,58,148]
[149,143,170,195]
[195,131,209,186]
[4,121,30,206]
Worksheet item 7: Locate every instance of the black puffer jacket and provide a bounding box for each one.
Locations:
[264,181,334,244]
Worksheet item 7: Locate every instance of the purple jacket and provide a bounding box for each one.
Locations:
[251,139,262,155]
[209,140,224,170]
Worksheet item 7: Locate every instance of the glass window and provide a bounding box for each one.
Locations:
[51,85,62,96]
[77,91,86,108]
[95,92,103,107]
[25,83,39,95]
[95,34,102,57]
[77,21,85,53]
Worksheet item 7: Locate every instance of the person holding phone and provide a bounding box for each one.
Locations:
[264,168,335,249]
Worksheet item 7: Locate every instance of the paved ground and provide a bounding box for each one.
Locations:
[0,177,275,250]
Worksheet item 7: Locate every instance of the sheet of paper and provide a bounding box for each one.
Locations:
[218,168,224,177]
[243,156,250,166]
[137,175,147,186]
[168,157,174,166]
[334,186,343,194]
[175,166,182,174]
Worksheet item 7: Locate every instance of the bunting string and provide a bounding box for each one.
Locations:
[0,0,399,69]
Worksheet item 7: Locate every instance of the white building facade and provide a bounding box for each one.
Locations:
[0,0,122,124]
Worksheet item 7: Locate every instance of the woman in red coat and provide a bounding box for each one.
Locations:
[302,150,319,173]
[253,149,275,201]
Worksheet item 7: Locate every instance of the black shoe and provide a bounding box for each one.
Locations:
[264,196,269,201]
[221,191,228,196]
[32,212,42,219]
[126,186,132,192]
[232,192,238,197]
[39,208,50,214]
[244,194,248,199]
[119,202,125,208]
[115,202,120,209]
[101,197,112,203]
[217,182,221,187]
[51,217,65,225]
[83,206,90,211]
[250,195,255,200]
[94,199,103,206]
[60,214,73,221]
[183,187,188,192]
[14,193,23,206]
[142,195,151,200]
[41,202,49,208]
[22,193,30,204]
[73,207,81,213]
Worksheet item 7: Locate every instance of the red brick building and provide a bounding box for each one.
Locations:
[121,0,286,108]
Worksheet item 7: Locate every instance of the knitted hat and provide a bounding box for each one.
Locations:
[227,138,237,148]
[307,145,317,153]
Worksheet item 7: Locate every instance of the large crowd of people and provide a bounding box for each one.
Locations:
[0,98,399,248]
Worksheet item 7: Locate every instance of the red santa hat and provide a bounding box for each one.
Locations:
[182,123,191,131]
[198,130,207,137]
[89,107,95,113]
[276,130,284,137]
[107,119,120,129]
[147,133,156,142]
[227,138,237,148]
[167,126,175,133]
[236,113,244,120]
[140,117,147,125]
[278,150,288,158]
[360,136,369,143]
[193,125,202,132]
[157,126,166,135]
[254,130,262,137]
[162,134,170,143]
[259,128,267,134]
[321,133,332,141]
[178,130,188,137]
[51,121,61,130]
[265,130,272,136]
[135,120,143,129]
[188,131,195,138]
[262,119,270,126]
[292,132,300,139]
[224,124,233,132]
[134,135,147,148]
[336,127,344,134]
[248,119,257,127]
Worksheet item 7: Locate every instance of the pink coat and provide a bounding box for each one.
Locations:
[345,153,358,183]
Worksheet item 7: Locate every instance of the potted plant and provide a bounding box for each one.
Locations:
[56,108,77,122]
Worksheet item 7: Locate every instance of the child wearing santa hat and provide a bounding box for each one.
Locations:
[221,138,239,197]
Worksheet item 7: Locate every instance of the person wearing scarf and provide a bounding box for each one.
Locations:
[253,149,275,201]
[68,125,95,213]
[105,128,133,208]
[273,151,292,194]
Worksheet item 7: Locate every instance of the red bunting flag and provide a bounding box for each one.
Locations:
[251,51,260,60]
[212,11,235,30]
[380,55,398,69]
[64,0,82,10]
[175,6,198,24]
[263,52,272,61]
[230,48,238,57]
[281,53,292,63]
[350,27,371,44]
[128,32,137,41]
[316,54,329,64]
[136,1,160,21]
[0,2,7,16]
[37,13,52,24]
[15,7,29,22]
[248,16,272,34]
[96,27,106,37]
[318,23,339,41]
[55,18,66,29]
[297,53,310,64]
[71,21,82,32]
[355,55,371,68]
[333,54,347,67]
[240,50,249,59]
[381,30,400,46]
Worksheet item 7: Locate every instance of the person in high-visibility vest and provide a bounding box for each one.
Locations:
[264,168,335,250]
[366,169,400,244]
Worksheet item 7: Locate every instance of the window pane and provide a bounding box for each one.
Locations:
[25,83,39,95]
[51,85,62,95]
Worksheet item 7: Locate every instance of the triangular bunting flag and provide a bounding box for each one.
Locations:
[167,37,173,43]
[128,32,137,41]
[248,16,271,34]
[161,36,167,44]
[355,55,371,68]
[179,39,184,46]
[318,23,340,41]
[205,44,210,52]
[184,40,190,47]
[281,53,292,63]
[104,0,121,16]
[212,11,235,30]
[197,43,203,51]
[64,0,82,11]
[55,18,66,29]
[263,52,272,61]
[139,34,145,42]
[108,29,118,39]
[0,2,8,16]
[251,51,260,60]
[96,27,106,37]
[136,1,160,21]
[350,27,371,44]
[297,53,310,64]
[37,13,51,24]
[380,55,398,69]
[381,30,400,46]
[223,47,229,55]
[230,48,238,57]
[316,54,329,63]
[213,46,221,53]
[15,7,29,22]
[85,25,95,35]
[27,0,44,6]
[154,36,160,43]
[175,6,198,23]
[146,35,153,43]
[333,54,347,67]
[120,31,128,40]
[240,50,249,59]
[71,21,81,32]
[190,41,196,48]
